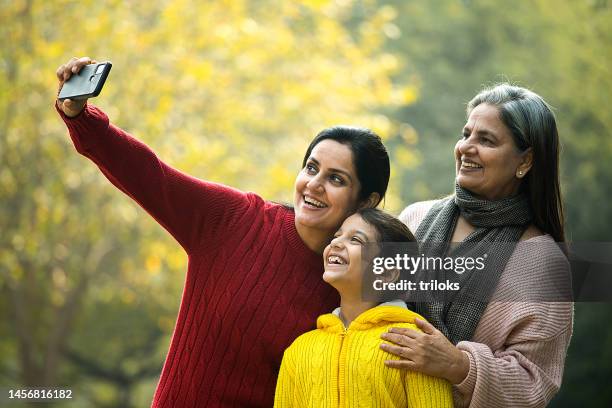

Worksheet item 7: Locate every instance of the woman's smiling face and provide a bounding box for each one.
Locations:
[294,139,362,237]
[455,103,530,200]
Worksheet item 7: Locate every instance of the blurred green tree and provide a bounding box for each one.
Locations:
[0,1,415,406]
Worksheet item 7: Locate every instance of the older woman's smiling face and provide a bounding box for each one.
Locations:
[455,103,532,200]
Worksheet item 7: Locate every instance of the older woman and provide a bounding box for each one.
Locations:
[381,84,573,407]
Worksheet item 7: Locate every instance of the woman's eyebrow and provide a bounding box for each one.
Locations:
[476,129,499,141]
[309,157,353,182]
[463,126,498,139]
[330,168,352,181]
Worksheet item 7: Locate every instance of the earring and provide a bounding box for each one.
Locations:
[518,171,524,176]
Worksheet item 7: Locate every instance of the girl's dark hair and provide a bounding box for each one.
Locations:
[357,209,418,296]
[357,208,416,243]
[302,126,390,207]
[467,84,565,242]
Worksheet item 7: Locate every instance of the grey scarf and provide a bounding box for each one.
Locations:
[412,184,532,344]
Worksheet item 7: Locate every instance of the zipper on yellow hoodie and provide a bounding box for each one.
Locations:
[337,327,348,408]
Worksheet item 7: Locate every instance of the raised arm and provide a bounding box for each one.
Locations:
[56,57,254,253]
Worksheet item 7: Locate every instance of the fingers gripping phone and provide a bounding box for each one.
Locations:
[58,61,112,101]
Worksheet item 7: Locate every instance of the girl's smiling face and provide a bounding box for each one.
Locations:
[322,213,379,296]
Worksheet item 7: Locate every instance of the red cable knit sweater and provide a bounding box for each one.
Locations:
[58,104,339,407]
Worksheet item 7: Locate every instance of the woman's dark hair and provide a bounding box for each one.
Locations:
[467,84,565,242]
[302,126,390,207]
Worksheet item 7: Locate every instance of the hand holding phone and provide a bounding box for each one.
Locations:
[56,57,111,117]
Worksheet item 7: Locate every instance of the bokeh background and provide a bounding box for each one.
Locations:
[1,0,610,406]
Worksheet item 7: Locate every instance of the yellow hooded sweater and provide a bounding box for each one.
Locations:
[274,303,453,407]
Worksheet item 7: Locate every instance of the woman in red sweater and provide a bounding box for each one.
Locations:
[55,57,391,407]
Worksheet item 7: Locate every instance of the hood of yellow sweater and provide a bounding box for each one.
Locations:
[316,305,425,333]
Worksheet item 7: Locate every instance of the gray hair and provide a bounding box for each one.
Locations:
[467,83,556,151]
[466,83,565,242]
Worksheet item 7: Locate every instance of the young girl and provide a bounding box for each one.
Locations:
[274,208,453,407]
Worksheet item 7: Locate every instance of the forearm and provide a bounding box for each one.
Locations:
[57,103,250,252]
[447,348,470,385]
[453,325,572,408]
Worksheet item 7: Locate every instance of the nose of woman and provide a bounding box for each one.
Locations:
[306,173,325,193]
[457,134,477,156]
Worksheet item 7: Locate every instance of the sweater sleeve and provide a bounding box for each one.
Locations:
[274,349,297,408]
[57,103,253,253]
[452,302,574,408]
[405,370,454,407]
[398,200,440,234]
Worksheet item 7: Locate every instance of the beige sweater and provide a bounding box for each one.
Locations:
[399,200,574,408]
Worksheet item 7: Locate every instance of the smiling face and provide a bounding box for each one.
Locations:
[455,103,532,200]
[322,213,379,296]
[294,139,362,239]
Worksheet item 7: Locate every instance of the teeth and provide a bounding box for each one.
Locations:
[304,196,327,208]
[462,161,482,169]
[327,255,347,265]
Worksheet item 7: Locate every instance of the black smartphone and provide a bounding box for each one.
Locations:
[58,61,112,101]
